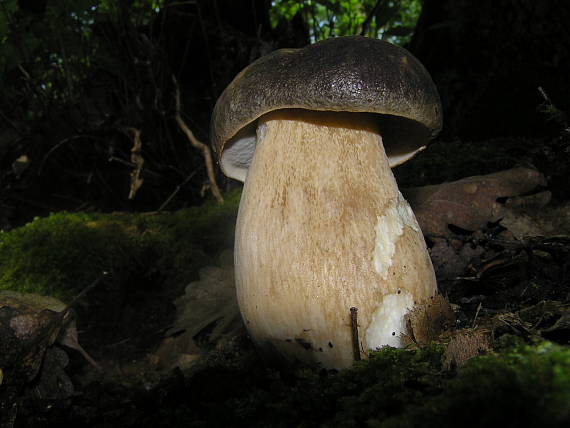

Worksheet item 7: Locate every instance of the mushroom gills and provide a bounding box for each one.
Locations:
[234,108,437,368]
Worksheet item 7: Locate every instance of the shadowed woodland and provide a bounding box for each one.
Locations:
[1,0,569,221]
[0,0,570,427]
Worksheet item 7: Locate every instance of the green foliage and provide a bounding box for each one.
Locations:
[0,0,165,119]
[98,0,166,25]
[0,0,216,214]
[269,0,422,44]
[0,190,241,300]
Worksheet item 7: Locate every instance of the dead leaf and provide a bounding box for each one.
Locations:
[33,346,75,400]
[488,312,533,337]
[58,318,102,370]
[430,238,485,279]
[403,294,456,346]
[155,249,244,371]
[518,300,570,343]
[541,311,570,343]
[0,290,100,388]
[443,328,491,369]
[403,167,546,237]
[12,154,30,178]
[0,291,68,383]
[501,199,570,239]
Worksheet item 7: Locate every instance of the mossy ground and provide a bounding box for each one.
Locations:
[2,140,570,427]
[52,335,568,428]
[0,190,242,388]
[0,190,242,301]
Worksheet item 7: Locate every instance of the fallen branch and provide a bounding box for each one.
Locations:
[173,76,224,204]
[127,127,144,200]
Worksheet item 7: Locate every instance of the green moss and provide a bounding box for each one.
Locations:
[166,338,569,427]
[384,339,570,427]
[0,190,241,300]
[357,340,569,428]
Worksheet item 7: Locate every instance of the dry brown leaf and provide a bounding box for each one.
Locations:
[501,198,570,239]
[155,250,243,371]
[403,167,546,237]
[0,291,69,382]
[403,294,456,346]
[518,300,570,342]
[0,290,100,387]
[443,328,491,369]
[429,238,485,279]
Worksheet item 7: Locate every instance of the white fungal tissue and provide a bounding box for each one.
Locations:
[372,192,419,280]
[365,291,414,348]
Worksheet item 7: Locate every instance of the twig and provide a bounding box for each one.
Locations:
[65,272,109,310]
[350,307,361,361]
[538,86,550,102]
[472,302,482,328]
[158,171,197,212]
[173,76,223,204]
[538,86,569,133]
[108,156,136,168]
[56,272,109,372]
[127,127,144,200]
[0,109,21,134]
[57,30,74,100]
[39,135,102,175]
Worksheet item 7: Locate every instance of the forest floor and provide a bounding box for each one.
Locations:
[1,133,569,427]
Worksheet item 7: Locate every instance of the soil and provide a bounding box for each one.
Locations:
[1,134,569,428]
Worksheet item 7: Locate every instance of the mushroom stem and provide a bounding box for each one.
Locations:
[235,109,437,368]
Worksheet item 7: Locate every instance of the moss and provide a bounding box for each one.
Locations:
[156,338,569,427]
[0,190,241,300]
[376,339,569,428]
[3,188,569,427]
[0,211,123,298]
[361,340,569,428]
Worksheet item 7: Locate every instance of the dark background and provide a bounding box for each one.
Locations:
[1,0,569,227]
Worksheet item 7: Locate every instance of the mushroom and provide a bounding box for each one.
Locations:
[211,36,443,369]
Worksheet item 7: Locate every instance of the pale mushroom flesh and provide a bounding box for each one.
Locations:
[234,108,437,369]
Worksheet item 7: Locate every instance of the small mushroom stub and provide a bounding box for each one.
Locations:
[211,36,443,369]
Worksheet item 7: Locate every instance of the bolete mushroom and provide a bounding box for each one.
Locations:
[211,36,443,369]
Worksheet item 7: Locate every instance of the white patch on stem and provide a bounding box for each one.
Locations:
[372,192,419,280]
[365,292,414,349]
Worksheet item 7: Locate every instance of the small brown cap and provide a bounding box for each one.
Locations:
[211,36,442,181]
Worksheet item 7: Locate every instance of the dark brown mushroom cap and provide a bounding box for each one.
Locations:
[211,36,442,182]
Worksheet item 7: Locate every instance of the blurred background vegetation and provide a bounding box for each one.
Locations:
[0,0,422,228]
[269,0,421,42]
[0,0,568,229]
